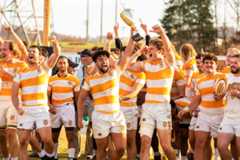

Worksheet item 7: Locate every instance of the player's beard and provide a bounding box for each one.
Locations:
[231,66,240,74]
[99,66,109,73]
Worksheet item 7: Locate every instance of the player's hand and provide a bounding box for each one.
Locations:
[130,27,137,36]
[114,23,119,35]
[106,32,113,40]
[120,97,130,101]
[49,107,57,114]
[50,35,59,46]
[140,46,148,54]
[50,36,61,53]
[191,109,199,117]
[177,110,189,120]
[150,24,165,35]
[214,93,225,100]
[140,22,148,34]
[4,26,14,33]
[229,89,240,99]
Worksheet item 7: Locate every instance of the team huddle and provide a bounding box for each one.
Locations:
[0,23,240,160]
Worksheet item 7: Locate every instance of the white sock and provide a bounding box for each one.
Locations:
[136,154,140,158]
[176,149,181,158]
[54,143,58,158]
[182,156,187,160]
[45,151,55,158]
[93,149,96,154]
[154,152,160,156]
[214,148,219,160]
[10,157,18,160]
[68,148,76,158]
[38,150,45,158]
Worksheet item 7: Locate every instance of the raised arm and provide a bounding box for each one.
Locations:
[5,26,28,60]
[117,36,135,73]
[140,22,150,46]
[127,61,144,73]
[151,25,175,66]
[114,23,123,50]
[104,32,113,53]
[46,38,61,69]
[121,73,145,100]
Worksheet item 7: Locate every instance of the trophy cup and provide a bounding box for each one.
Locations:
[214,78,227,97]
[120,10,143,42]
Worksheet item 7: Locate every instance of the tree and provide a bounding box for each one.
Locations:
[161,0,217,51]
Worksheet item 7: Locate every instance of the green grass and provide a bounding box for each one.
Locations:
[27,127,158,159]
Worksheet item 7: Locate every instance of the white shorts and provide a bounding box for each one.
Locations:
[189,116,198,130]
[50,104,76,128]
[17,107,51,130]
[195,111,223,138]
[218,116,240,137]
[121,107,139,131]
[92,111,126,139]
[0,101,17,128]
[139,103,172,138]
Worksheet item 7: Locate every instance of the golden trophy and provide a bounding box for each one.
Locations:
[120,10,143,42]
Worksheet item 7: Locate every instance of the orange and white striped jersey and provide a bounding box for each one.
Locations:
[0,59,27,101]
[196,72,226,110]
[183,58,198,85]
[119,70,145,108]
[221,66,230,74]
[14,66,49,107]
[183,59,199,98]
[191,72,204,92]
[49,74,80,107]
[174,72,205,109]
[175,53,183,68]
[82,70,120,114]
[171,68,185,100]
[143,60,174,104]
[175,97,191,108]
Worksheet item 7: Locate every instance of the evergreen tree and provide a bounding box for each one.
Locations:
[161,0,217,51]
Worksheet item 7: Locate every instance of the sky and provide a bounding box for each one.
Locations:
[0,0,238,38]
[51,0,166,38]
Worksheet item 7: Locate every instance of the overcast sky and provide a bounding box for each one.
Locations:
[0,0,237,38]
[50,0,166,38]
[53,0,238,38]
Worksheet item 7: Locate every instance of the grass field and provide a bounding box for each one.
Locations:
[27,128,221,160]
[27,127,159,160]
[55,128,220,160]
